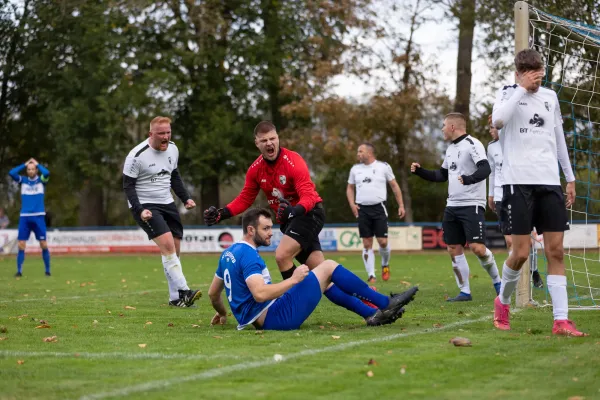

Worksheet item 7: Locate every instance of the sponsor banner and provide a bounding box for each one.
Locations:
[260,228,337,252]
[564,223,598,249]
[335,227,422,251]
[0,229,244,254]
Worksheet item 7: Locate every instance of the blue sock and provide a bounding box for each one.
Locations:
[331,265,390,309]
[17,250,25,274]
[42,249,51,274]
[324,285,376,319]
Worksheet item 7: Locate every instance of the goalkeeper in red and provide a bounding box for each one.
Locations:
[492,49,586,336]
[204,121,402,326]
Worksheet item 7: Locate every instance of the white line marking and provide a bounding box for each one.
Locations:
[0,289,165,303]
[0,350,244,361]
[80,314,495,400]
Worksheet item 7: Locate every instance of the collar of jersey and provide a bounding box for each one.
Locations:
[239,240,257,250]
[452,134,468,144]
[263,148,282,164]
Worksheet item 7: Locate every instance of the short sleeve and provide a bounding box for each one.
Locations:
[468,139,487,164]
[242,259,264,281]
[123,156,141,178]
[384,163,395,181]
[348,166,356,184]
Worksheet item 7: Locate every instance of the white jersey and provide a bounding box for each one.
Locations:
[487,139,504,201]
[492,84,575,185]
[348,160,395,205]
[123,139,179,206]
[442,135,487,208]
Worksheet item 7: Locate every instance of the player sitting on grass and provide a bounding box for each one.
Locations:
[207,208,419,330]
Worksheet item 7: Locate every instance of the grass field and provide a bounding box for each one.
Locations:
[1,251,599,400]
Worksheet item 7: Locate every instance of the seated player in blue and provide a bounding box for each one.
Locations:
[8,158,51,277]
[208,208,419,330]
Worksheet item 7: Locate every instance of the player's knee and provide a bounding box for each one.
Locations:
[545,246,564,263]
[275,250,293,268]
[511,249,529,266]
[505,236,513,250]
[470,243,486,257]
[446,245,463,257]
[377,239,388,248]
[40,241,48,250]
[18,241,26,251]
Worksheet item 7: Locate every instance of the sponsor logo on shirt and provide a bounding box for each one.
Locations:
[449,162,457,171]
[362,177,372,184]
[529,114,545,127]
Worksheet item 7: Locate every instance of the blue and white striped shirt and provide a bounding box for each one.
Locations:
[9,163,50,216]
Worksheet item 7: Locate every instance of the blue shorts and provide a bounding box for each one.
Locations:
[262,272,322,330]
[18,215,47,241]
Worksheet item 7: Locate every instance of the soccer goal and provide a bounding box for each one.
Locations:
[514,1,600,309]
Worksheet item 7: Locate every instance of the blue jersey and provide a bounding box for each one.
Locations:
[9,164,50,216]
[215,241,275,330]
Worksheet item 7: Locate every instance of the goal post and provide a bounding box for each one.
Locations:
[514,1,534,308]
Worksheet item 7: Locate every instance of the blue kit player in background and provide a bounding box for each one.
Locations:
[208,208,419,330]
[8,158,51,277]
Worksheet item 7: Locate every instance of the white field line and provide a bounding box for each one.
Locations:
[80,314,496,400]
[0,350,244,361]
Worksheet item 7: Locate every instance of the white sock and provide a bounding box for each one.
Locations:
[363,249,375,278]
[452,254,471,294]
[162,253,189,300]
[379,245,391,267]
[499,262,521,305]
[547,275,568,320]
[478,248,501,284]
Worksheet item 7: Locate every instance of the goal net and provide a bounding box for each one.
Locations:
[518,2,600,309]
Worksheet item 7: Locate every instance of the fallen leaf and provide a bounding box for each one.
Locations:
[255,331,264,335]
[572,377,579,382]
[167,323,174,327]
[567,397,585,400]
[191,324,201,328]
[124,306,136,310]
[449,337,472,347]
[39,320,47,325]
[213,336,223,339]
[367,358,378,366]
[331,335,341,340]
[74,353,80,357]
[35,324,51,329]
[319,326,325,329]
[400,280,411,286]
[0,337,8,341]
[17,360,24,365]
[43,336,58,343]
[138,344,146,348]
[366,370,374,377]
[145,321,152,325]
[0,326,7,333]
[433,323,443,328]
[106,310,111,314]
[400,367,406,374]
[121,279,127,283]
[80,283,86,287]
[444,294,449,300]
[66,280,71,284]
[92,320,98,324]
[387,350,393,354]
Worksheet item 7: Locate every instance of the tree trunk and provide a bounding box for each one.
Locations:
[454,0,475,120]
[78,180,105,226]
[261,0,286,129]
[201,176,220,211]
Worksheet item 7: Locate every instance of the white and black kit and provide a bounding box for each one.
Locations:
[492,84,575,234]
[413,134,491,246]
[122,139,190,240]
[487,138,511,235]
[348,161,395,238]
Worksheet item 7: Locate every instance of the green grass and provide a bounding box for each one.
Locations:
[1,251,599,400]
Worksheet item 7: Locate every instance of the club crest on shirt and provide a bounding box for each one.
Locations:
[544,102,550,112]
[279,175,286,185]
[168,157,172,165]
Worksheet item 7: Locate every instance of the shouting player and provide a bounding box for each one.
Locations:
[346,143,405,282]
[204,121,391,324]
[207,208,419,330]
[411,112,501,302]
[9,158,51,277]
[491,49,585,335]
[122,116,201,307]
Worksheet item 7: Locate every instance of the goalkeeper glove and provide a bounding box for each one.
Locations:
[277,198,305,224]
[203,206,231,226]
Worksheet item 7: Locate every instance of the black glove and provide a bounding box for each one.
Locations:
[277,199,305,224]
[203,206,231,226]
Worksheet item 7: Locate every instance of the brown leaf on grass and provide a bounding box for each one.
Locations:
[145,321,152,325]
[367,358,378,366]
[191,324,201,328]
[0,337,8,341]
[43,336,58,343]
[444,294,449,301]
[35,324,51,329]
[449,337,472,347]
[400,366,406,375]
[66,280,71,284]
[400,281,411,286]
[138,344,146,348]
[124,306,136,310]
[167,323,174,327]
[568,397,585,400]
[387,350,393,354]
[121,279,126,283]
[0,326,7,333]
[366,370,374,377]
[255,330,264,335]
[572,377,579,382]
[119,314,124,317]
[331,335,341,340]
[213,336,223,339]
[80,283,86,287]
[39,320,47,325]
[106,310,111,314]
[17,360,24,365]
[319,326,325,329]
[433,323,443,328]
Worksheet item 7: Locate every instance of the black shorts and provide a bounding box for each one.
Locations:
[280,203,325,264]
[501,184,569,235]
[358,203,388,238]
[495,201,512,235]
[442,206,486,246]
[132,202,184,240]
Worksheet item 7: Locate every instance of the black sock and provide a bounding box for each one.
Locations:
[280,265,297,280]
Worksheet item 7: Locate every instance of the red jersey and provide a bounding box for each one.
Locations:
[226,147,323,218]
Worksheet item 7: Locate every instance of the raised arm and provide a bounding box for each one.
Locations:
[225,167,260,217]
[411,163,449,182]
[492,85,527,129]
[8,163,26,183]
